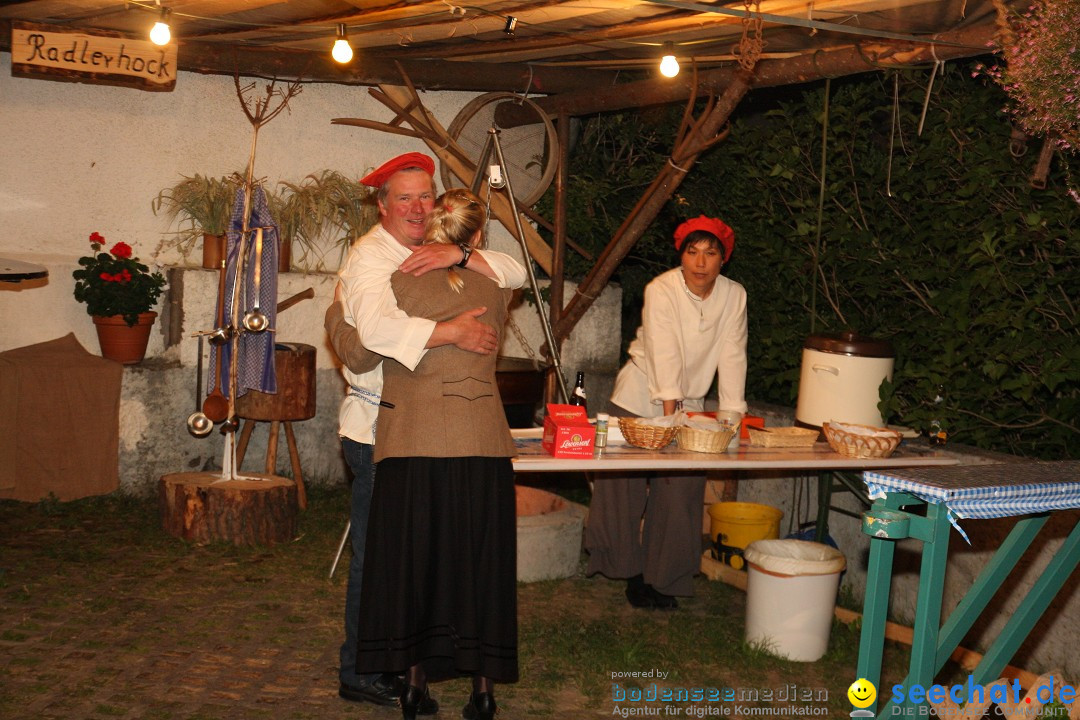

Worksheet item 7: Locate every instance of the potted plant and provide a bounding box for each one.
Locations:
[987,0,1080,200]
[152,173,239,268]
[272,170,378,271]
[72,232,167,364]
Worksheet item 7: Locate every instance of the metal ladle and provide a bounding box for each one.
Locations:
[242,227,269,334]
[186,335,213,437]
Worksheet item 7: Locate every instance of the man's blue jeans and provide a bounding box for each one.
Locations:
[338,437,378,690]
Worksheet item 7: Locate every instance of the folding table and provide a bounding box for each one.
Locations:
[855,461,1080,715]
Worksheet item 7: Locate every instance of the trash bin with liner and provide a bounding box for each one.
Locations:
[743,539,846,661]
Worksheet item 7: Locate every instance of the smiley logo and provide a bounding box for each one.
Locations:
[847,678,876,709]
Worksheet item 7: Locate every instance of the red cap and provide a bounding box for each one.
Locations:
[359,152,435,188]
[673,215,735,259]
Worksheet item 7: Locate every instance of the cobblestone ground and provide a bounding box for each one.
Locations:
[1,488,867,720]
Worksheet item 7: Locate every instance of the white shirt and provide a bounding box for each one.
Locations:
[611,267,748,418]
[336,223,527,443]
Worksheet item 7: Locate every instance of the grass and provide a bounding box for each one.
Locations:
[0,482,922,719]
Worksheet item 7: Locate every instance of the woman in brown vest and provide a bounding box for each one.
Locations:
[354,189,517,720]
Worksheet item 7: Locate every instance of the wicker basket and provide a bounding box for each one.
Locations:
[617,417,679,450]
[822,422,902,458]
[677,424,737,453]
[746,426,819,448]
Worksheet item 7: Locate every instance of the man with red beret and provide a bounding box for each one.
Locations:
[586,215,748,611]
[332,152,525,711]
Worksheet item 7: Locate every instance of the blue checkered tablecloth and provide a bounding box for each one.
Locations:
[864,461,1080,541]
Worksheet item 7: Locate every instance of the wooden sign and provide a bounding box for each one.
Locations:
[10,21,177,91]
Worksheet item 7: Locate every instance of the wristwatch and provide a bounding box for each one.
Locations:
[456,243,473,268]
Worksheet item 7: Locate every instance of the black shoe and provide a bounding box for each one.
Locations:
[625,574,654,609]
[462,691,497,720]
[339,673,405,706]
[646,585,679,611]
[401,685,428,720]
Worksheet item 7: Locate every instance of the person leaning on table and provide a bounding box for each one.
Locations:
[584,215,748,611]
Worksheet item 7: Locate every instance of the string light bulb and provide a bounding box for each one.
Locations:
[659,41,679,78]
[149,6,171,46]
[332,23,353,63]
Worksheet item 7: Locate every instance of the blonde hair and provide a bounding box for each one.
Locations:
[424,188,486,292]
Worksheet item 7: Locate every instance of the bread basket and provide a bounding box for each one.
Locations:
[617,417,679,450]
[677,424,737,453]
[822,422,902,458]
[746,426,819,448]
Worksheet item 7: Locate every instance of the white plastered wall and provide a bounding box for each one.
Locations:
[0,52,621,492]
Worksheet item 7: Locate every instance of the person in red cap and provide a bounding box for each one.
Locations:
[585,215,748,611]
[331,153,525,712]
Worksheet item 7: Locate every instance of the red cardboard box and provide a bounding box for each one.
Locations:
[542,404,596,458]
[740,415,764,440]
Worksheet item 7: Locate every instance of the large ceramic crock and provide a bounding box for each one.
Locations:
[795,331,895,428]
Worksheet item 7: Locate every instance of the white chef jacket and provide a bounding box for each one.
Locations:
[337,223,527,444]
[611,267,748,418]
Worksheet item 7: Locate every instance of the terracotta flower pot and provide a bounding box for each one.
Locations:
[92,311,157,364]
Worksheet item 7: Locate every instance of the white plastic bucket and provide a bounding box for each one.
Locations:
[743,539,846,662]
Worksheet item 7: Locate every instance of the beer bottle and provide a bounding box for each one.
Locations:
[928,384,948,445]
[569,371,588,412]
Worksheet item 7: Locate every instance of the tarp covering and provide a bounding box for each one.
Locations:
[0,333,122,501]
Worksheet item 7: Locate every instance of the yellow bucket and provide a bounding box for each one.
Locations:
[708,502,783,570]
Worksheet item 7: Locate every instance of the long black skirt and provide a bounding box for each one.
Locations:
[355,456,518,683]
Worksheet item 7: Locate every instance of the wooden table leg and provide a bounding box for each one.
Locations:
[236,419,256,469]
[283,421,307,510]
[265,420,280,475]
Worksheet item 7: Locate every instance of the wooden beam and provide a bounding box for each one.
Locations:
[495,22,999,124]
[0,27,619,95]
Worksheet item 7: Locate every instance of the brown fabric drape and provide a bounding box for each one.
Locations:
[0,333,122,501]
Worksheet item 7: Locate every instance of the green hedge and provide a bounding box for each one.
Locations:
[542,63,1079,458]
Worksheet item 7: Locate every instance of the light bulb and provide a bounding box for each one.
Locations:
[149,8,171,46]
[332,23,353,63]
[659,42,679,78]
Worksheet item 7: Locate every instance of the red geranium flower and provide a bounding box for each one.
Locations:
[100,272,113,281]
[120,269,132,282]
[89,232,105,245]
[110,242,133,259]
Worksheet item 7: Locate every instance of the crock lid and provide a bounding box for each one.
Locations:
[803,331,894,358]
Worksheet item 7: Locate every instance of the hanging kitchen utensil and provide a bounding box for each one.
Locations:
[187,334,213,437]
[203,257,230,423]
[207,255,233,347]
[242,227,270,333]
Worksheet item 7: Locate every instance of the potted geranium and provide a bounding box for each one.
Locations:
[72,232,167,364]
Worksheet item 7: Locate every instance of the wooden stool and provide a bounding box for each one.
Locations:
[233,343,316,509]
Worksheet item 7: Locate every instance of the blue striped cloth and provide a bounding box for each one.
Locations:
[210,185,279,398]
[864,461,1080,542]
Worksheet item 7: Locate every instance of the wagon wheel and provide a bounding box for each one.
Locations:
[441,92,559,208]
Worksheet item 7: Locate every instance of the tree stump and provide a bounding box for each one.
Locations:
[158,472,298,545]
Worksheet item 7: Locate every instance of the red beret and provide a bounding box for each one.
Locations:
[673,215,735,259]
[359,152,435,188]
